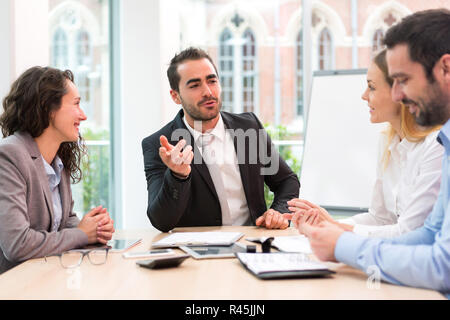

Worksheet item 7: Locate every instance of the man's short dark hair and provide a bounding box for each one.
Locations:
[167,47,219,92]
[383,9,450,81]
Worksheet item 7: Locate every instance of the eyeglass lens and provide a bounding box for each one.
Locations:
[60,250,108,268]
[87,250,108,265]
[60,251,83,268]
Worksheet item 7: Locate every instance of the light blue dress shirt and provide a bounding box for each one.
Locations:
[335,119,450,299]
[41,156,64,232]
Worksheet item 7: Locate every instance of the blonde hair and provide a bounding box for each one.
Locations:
[382,105,441,169]
[371,49,441,169]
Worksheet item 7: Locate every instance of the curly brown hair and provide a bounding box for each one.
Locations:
[0,66,86,183]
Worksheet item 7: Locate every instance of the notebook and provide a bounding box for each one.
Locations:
[152,232,244,248]
[235,252,334,280]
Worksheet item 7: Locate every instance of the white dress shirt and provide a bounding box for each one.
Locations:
[183,114,251,226]
[340,130,444,237]
[41,155,64,232]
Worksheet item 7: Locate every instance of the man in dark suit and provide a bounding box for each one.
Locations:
[142,47,300,232]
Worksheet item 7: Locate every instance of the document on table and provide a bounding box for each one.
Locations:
[246,236,312,254]
[152,232,244,248]
[235,253,334,279]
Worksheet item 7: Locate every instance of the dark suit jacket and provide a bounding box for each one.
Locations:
[142,110,300,232]
[0,132,88,274]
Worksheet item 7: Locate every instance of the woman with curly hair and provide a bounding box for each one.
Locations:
[0,66,115,273]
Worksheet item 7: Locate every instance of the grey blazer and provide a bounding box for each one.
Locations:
[0,132,88,274]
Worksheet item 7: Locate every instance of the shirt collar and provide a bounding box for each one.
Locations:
[437,118,450,150]
[41,155,64,187]
[387,134,400,152]
[388,134,417,154]
[54,156,64,173]
[182,113,225,143]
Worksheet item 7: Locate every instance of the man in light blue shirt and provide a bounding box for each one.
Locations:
[297,9,450,298]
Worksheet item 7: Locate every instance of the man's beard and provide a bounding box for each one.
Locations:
[182,96,222,122]
[404,83,450,127]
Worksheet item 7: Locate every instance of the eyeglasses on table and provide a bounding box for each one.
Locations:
[45,248,110,269]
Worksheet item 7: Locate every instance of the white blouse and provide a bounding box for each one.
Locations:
[340,130,444,238]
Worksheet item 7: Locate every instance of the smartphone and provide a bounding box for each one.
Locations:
[136,255,190,269]
[122,249,174,259]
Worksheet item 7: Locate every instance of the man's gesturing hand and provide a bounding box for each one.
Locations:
[159,135,194,178]
[255,209,293,230]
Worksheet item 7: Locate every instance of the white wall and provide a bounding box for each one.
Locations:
[159,0,183,124]
[120,0,165,229]
[0,0,48,132]
[159,0,208,124]
[11,0,49,77]
[0,0,12,102]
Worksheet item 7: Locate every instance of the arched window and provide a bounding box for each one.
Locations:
[51,28,68,69]
[75,29,92,113]
[76,29,91,66]
[242,28,256,113]
[50,23,94,117]
[318,28,333,70]
[219,28,234,112]
[372,28,385,55]
[49,1,111,227]
[295,31,303,117]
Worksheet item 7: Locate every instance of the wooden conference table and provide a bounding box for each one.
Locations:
[0,226,444,300]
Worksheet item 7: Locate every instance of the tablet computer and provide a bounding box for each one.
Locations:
[180,243,247,259]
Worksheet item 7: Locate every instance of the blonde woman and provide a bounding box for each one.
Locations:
[289,49,443,238]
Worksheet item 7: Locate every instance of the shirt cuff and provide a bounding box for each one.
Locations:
[170,170,191,182]
[334,232,368,269]
[352,224,370,237]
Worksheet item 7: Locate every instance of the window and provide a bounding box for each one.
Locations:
[242,28,256,113]
[49,1,111,220]
[318,27,333,70]
[51,28,68,69]
[74,29,92,118]
[219,28,234,112]
[76,29,91,66]
[295,30,303,117]
[218,26,257,114]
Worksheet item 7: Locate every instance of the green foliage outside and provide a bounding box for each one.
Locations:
[263,124,302,209]
[80,128,110,212]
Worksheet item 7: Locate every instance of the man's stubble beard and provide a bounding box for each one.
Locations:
[181,98,222,122]
[413,82,450,126]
